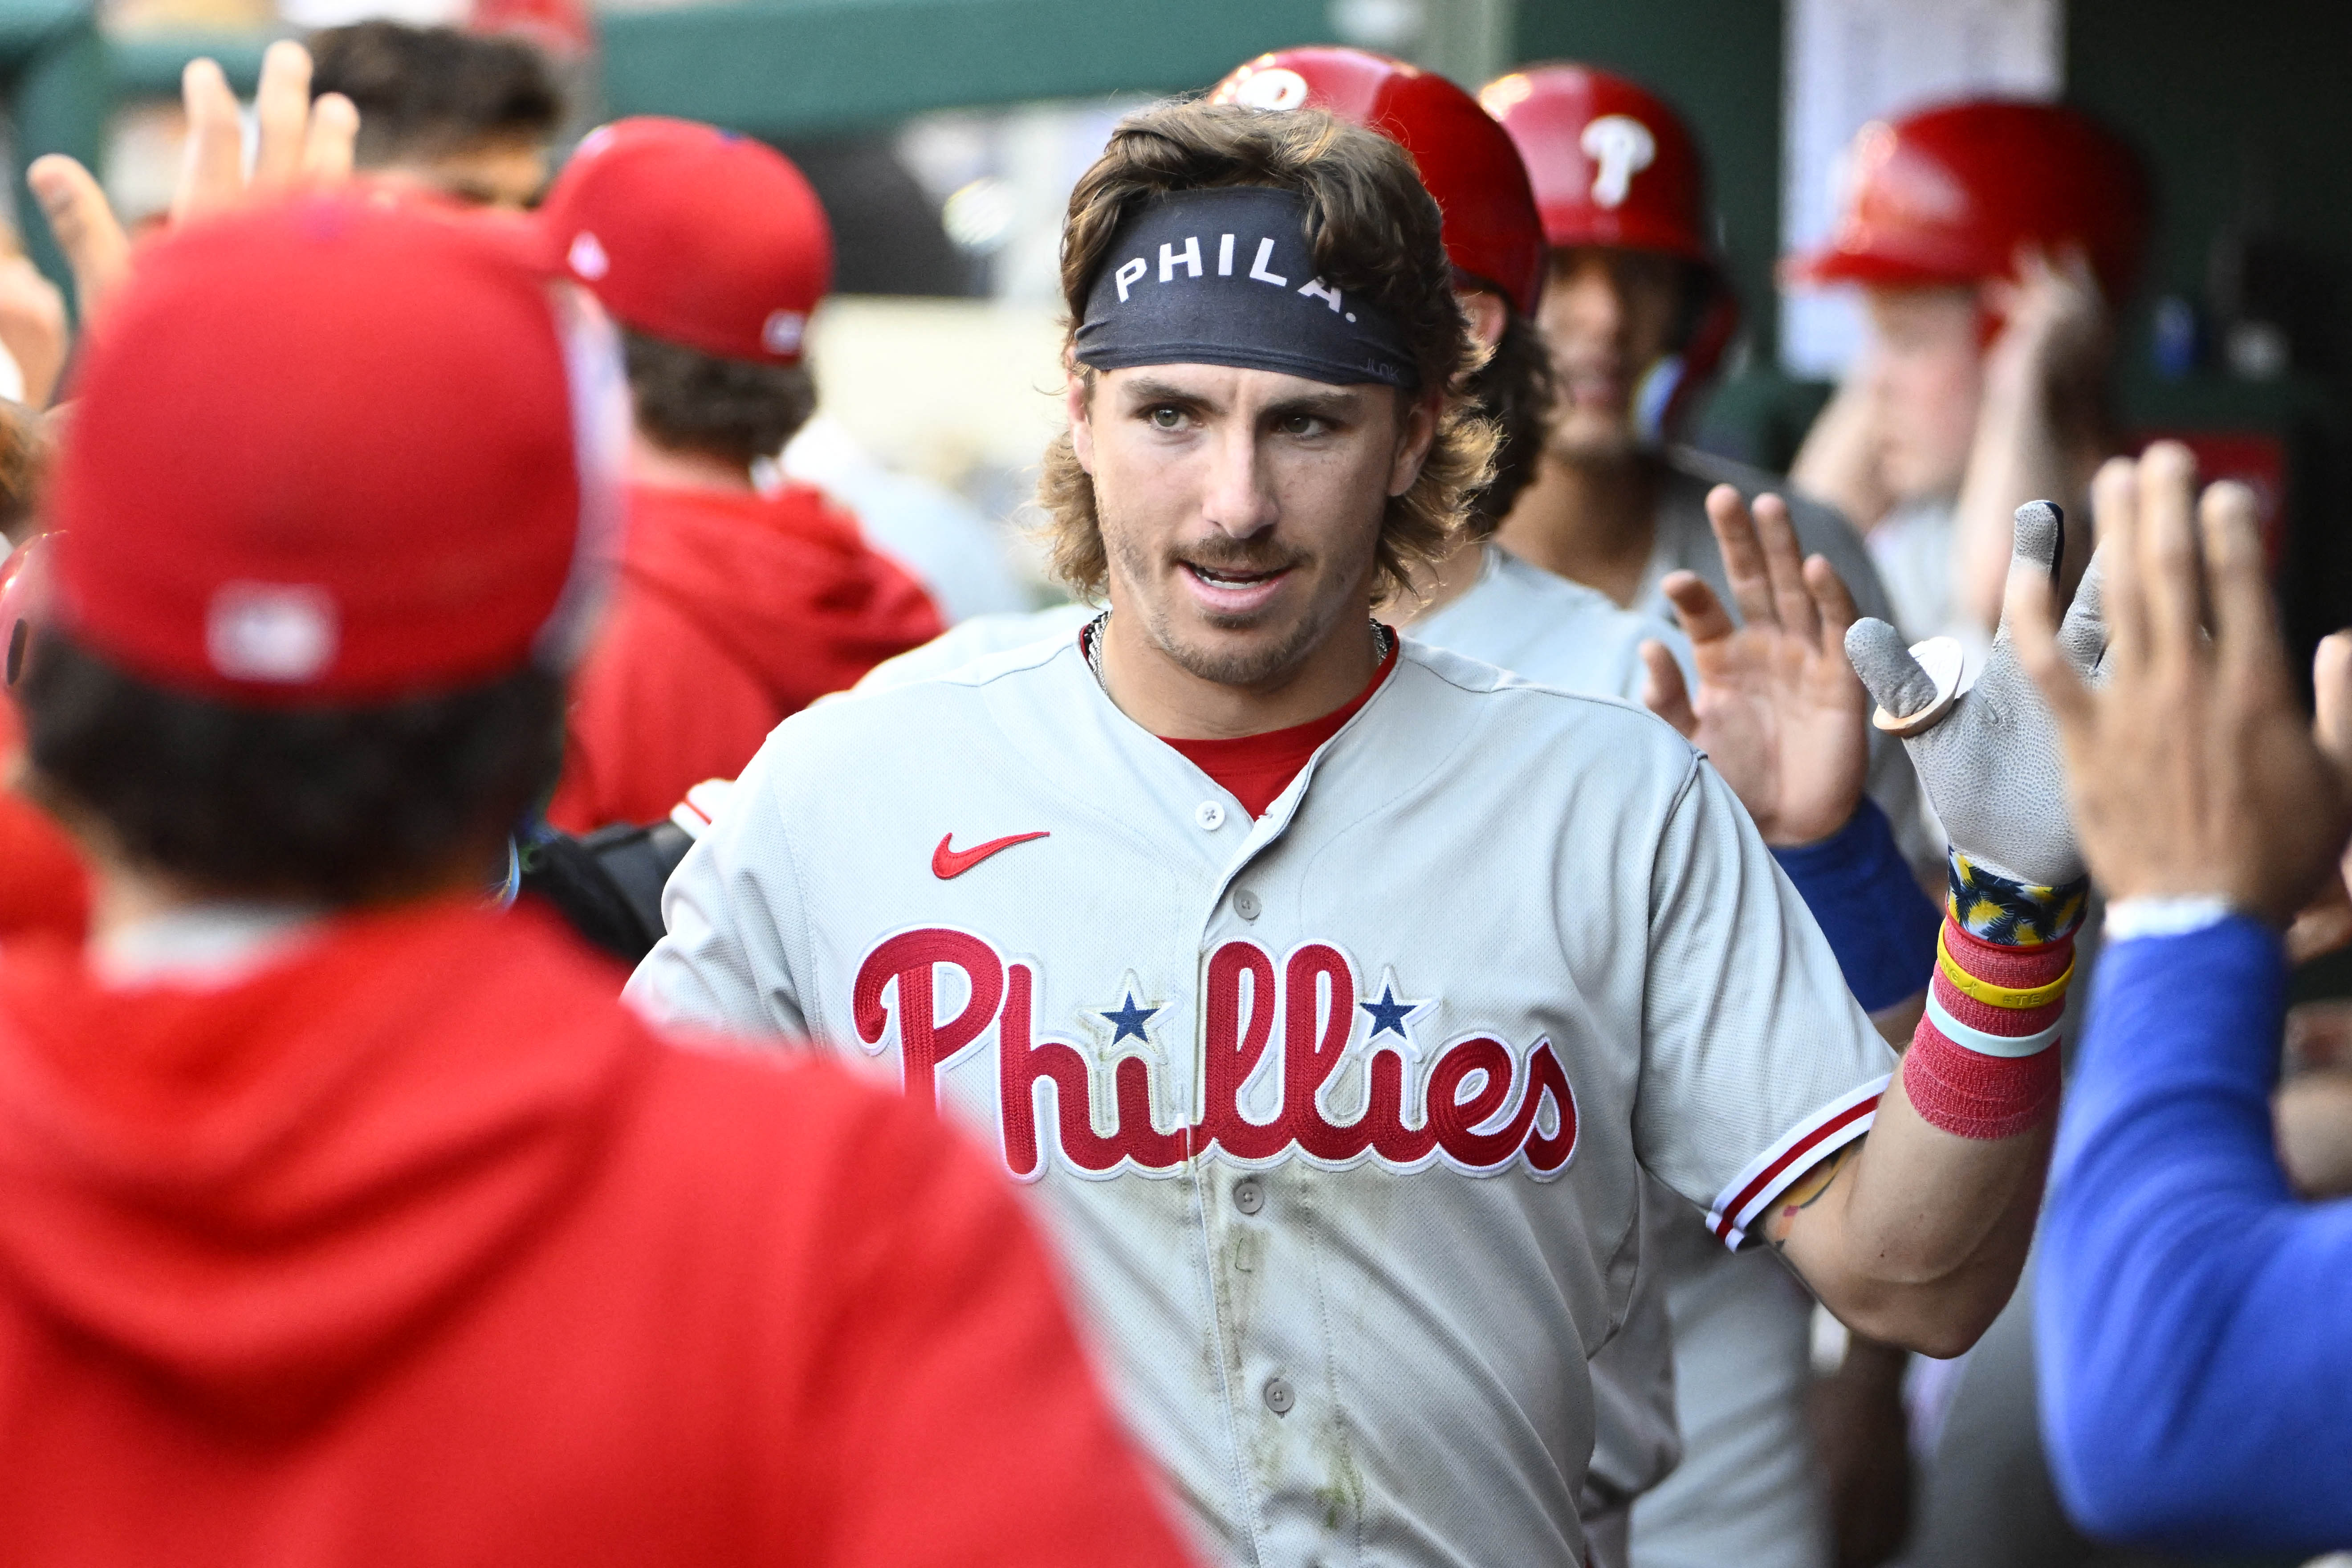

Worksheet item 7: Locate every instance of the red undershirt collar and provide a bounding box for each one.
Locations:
[1153,637,1399,819]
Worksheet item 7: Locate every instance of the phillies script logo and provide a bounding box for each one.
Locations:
[854,928,1578,1181]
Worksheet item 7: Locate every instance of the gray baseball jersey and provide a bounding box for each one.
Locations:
[628,634,1894,1568]
[1407,544,1689,700]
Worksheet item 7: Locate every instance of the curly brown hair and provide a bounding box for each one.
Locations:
[1037,101,1496,603]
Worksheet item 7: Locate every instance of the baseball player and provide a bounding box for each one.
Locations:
[1788,100,2145,658]
[1206,51,1950,1568]
[630,98,2084,1567]
[0,120,1192,1562]
[1478,67,1932,864]
[537,118,943,834]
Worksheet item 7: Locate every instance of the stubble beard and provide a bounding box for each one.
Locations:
[1101,512,1359,692]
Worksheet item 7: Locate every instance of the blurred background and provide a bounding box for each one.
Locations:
[0,0,2340,629]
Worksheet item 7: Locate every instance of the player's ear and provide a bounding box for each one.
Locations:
[1066,367,1097,474]
[1387,387,1440,498]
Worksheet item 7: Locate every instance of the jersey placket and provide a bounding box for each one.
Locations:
[1178,737,1376,1567]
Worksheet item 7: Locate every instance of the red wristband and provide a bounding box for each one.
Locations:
[1904,1018,2061,1139]
[1904,920,2071,1140]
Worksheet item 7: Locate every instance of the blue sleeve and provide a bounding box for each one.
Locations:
[2036,916,2352,1553]
[1770,797,1942,1013]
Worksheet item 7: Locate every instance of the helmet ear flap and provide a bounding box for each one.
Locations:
[1648,276,1739,440]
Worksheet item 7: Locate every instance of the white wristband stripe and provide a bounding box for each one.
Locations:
[1925,987,2062,1060]
[2104,896,2238,942]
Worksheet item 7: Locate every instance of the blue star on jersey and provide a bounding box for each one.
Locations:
[1361,982,1426,1040]
[1102,992,1160,1043]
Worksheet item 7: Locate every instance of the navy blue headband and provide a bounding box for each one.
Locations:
[1073,186,1419,391]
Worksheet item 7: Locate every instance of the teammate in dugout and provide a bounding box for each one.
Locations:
[630,99,2101,1566]
[537,117,944,833]
[0,52,1193,1566]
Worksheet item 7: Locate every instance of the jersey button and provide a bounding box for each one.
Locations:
[1233,889,1261,920]
[1232,1177,1264,1215]
[1262,1376,1295,1416]
[1194,800,1226,831]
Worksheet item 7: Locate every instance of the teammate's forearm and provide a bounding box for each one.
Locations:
[1953,354,2074,632]
[1790,373,1893,532]
[2037,917,2352,1553]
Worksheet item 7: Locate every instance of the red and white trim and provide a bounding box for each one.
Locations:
[668,778,735,841]
[1705,1074,1888,1250]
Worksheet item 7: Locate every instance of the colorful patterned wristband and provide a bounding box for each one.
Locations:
[1946,852,2090,947]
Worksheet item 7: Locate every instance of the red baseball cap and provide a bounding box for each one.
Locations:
[539,116,834,364]
[49,196,625,705]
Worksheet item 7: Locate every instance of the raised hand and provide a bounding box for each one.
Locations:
[1641,483,1869,846]
[1847,500,2099,893]
[2010,443,2350,923]
[24,41,358,324]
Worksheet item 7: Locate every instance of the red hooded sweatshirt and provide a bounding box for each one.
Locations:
[0,699,90,947]
[0,897,1193,1568]
[548,482,944,832]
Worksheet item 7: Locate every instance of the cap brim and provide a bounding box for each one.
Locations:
[1782,245,1974,291]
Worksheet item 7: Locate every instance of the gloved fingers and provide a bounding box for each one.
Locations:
[2201,479,2283,687]
[2055,549,2109,679]
[1753,493,1821,645]
[1639,639,1699,739]
[1658,568,1734,647]
[1703,484,1782,628]
[2008,564,2096,734]
[1844,617,1939,721]
[1995,500,2065,641]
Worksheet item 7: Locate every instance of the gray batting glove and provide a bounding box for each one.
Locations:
[1844,501,2108,890]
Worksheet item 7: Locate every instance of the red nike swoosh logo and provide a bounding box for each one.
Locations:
[932,831,1050,880]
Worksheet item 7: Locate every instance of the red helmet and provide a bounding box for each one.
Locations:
[1479,64,1713,263]
[1209,47,1543,317]
[1787,99,2147,299]
[1481,63,1736,435]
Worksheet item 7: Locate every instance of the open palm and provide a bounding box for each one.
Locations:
[1642,485,1869,847]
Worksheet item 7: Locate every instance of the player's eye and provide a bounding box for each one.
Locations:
[1276,413,1328,437]
[1145,405,1189,431]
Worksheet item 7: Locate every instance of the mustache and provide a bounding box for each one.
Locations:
[1170,535,1308,575]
